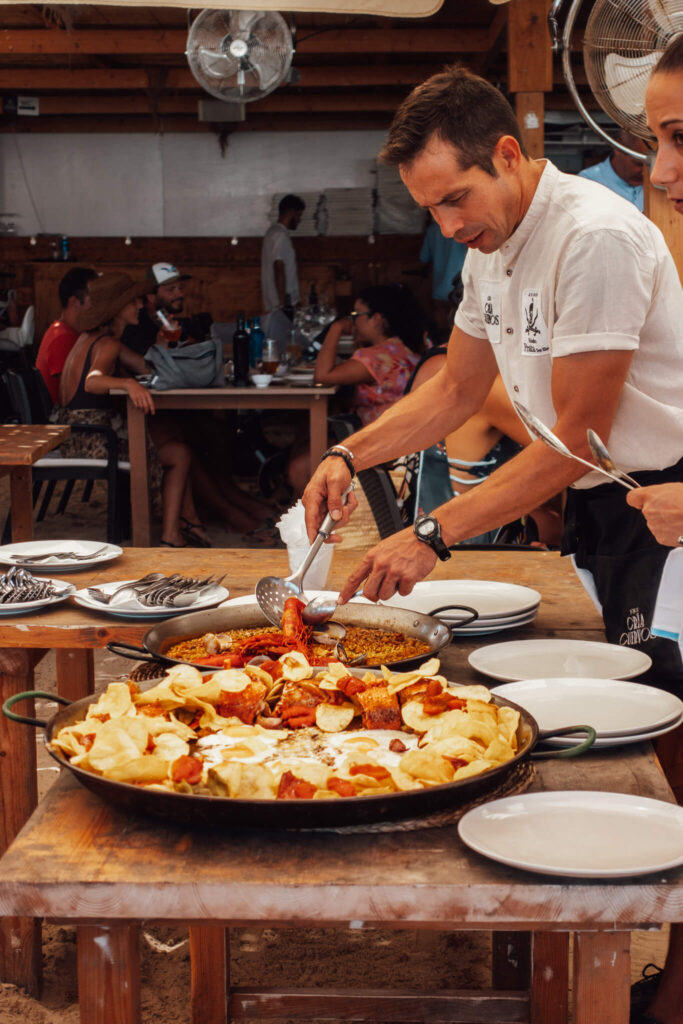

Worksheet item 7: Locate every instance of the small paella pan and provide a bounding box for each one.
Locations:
[105,596,468,672]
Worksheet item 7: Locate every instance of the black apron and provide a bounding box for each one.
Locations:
[562,457,683,697]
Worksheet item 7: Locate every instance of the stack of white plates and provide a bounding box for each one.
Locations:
[377,580,541,636]
[321,188,374,236]
[491,676,683,749]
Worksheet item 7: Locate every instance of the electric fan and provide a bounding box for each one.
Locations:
[549,0,683,158]
[186,9,294,103]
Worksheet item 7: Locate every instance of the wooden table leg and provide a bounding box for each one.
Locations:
[56,649,95,703]
[492,931,531,990]
[77,923,141,1024]
[530,932,569,1024]
[574,931,630,1024]
[190,925,228,1024]
[127,400,151,548]
[9,466,33,542]
[308,396,329,479]
[0,652,42,994]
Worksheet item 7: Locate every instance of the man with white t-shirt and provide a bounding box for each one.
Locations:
[260,194,305,313]
[301,65,683,691]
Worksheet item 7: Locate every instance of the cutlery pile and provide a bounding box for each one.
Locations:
[12,546,109,563]
[0,567,60,604]
[88,573,225,608]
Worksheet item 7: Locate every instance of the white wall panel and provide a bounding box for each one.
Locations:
[1,130,387,238]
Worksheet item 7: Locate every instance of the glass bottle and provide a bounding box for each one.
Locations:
[249,316,264,368]
[232,313,250,387]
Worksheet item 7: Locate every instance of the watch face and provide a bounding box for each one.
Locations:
[416,517,437,539]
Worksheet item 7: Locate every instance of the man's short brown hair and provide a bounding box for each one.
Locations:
[380,64,529,176]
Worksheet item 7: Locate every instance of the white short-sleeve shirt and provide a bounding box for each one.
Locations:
[454,161,683,488]
[261,222,300,313]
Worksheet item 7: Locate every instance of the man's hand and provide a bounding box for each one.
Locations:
[338,528,438,603]
[627,484,683,547]
[302,460,358,543]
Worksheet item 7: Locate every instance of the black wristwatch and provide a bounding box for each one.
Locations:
[414,514,451,561]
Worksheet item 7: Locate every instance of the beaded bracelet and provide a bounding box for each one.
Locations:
[320,448,355,478]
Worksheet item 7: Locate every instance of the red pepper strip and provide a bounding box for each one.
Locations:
[349,764,391,781]
[327,777,357,798]
[171,755,203,785]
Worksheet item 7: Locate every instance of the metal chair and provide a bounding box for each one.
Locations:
[0,305,34,366]
[1,369,129,544]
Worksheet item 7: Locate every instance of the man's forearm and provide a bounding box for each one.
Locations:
[340,368,484,471]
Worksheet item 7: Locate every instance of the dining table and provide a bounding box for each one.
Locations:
[0,545,680,1024]
[111,382,337,546]
[0,424,70,542]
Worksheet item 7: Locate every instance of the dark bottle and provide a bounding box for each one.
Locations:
[232,313,250,387]
[308,282,318,309]
[282,292,294,322]
[249,316,264,367]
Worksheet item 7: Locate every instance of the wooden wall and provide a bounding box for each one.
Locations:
[1,235,429,345]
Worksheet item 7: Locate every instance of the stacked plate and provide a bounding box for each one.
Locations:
[490,676,683,749]
[0,540,122,573]
[377,580,541,636]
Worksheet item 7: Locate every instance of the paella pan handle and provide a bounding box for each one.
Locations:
[531,724,597,759]
[427,604,479,628]
[106,641,158,662]
[3,690,72,728]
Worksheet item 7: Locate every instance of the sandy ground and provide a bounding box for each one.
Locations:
[0,477,670,1022]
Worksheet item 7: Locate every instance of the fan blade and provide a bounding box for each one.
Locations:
[604,51,662,116]
[197,46,240,81]
[232,9,262,40]
[646,0,682,35]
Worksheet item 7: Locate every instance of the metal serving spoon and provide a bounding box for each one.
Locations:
[513,402,636,490]
[255,483,355,628]
[586,430,640,490]
[301,590,364,627]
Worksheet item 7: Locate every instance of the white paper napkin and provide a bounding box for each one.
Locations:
[651,548,683,643]
[276,501,333,590]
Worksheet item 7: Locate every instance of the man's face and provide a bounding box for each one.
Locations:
[400,135,524,255]
[289,208,303,231]
[611,146,646,187]
[68,291,91,329]
[155,279,185,315]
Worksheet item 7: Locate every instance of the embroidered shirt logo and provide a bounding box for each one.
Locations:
[619,606,650,647]
[521,288,549,355]
[478,281,501,344]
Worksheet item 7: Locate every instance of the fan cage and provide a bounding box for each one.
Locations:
[583,0,683,138]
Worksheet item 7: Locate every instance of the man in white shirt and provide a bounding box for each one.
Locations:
[578,130,648,211]
[261,194,305,313]
[302,65,683,690]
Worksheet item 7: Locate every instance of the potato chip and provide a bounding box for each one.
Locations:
[452,759,497,781]
[279,651,312,682]
[315,703,356,733]
[86,682,134,720]
[208,762,278,799]
[484,736,516,765]
[399,748,454,785]
[106,755,170,784]
[152,732,190,762]
[496,706,520,747]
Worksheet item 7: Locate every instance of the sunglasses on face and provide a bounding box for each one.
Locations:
[349,310,373,320]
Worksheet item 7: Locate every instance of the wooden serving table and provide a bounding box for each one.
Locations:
[113,384,337,546]
[2,546,675,1024]
[0,424,70,542]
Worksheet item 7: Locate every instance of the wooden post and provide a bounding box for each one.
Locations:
[507,0,553,158]
[644,167,683,283]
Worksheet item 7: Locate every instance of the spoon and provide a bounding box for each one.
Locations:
[513,401,635,490]
[301,590,364,627]
[255,484,355,627]
[586,430,640,490]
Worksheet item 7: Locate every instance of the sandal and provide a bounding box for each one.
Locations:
[160,539,187,548]
[180,518,212,548]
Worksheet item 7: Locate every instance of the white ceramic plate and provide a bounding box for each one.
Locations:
[0,540,123,573]
[458,791,683,877]
[220,590,364,610]
[0,577,75,615]
[74,579,230,619]
[376,580,541,620]
[538,711,683,749]
[491,678,683,737]
[448,612,538,637]
[469,639,652,682]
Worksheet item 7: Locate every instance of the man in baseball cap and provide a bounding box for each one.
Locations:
[122,262,205,355]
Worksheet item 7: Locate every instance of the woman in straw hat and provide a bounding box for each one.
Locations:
[57,272,209,547]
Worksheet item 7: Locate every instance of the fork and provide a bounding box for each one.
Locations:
[86,573,165,604]
[12,545,109,563]
[137,574,225,607]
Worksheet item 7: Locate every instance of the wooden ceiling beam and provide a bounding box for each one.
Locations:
[31,91,404,115]
[0,63,439,91]
[0,26,496,56]
[0,113,393,133]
